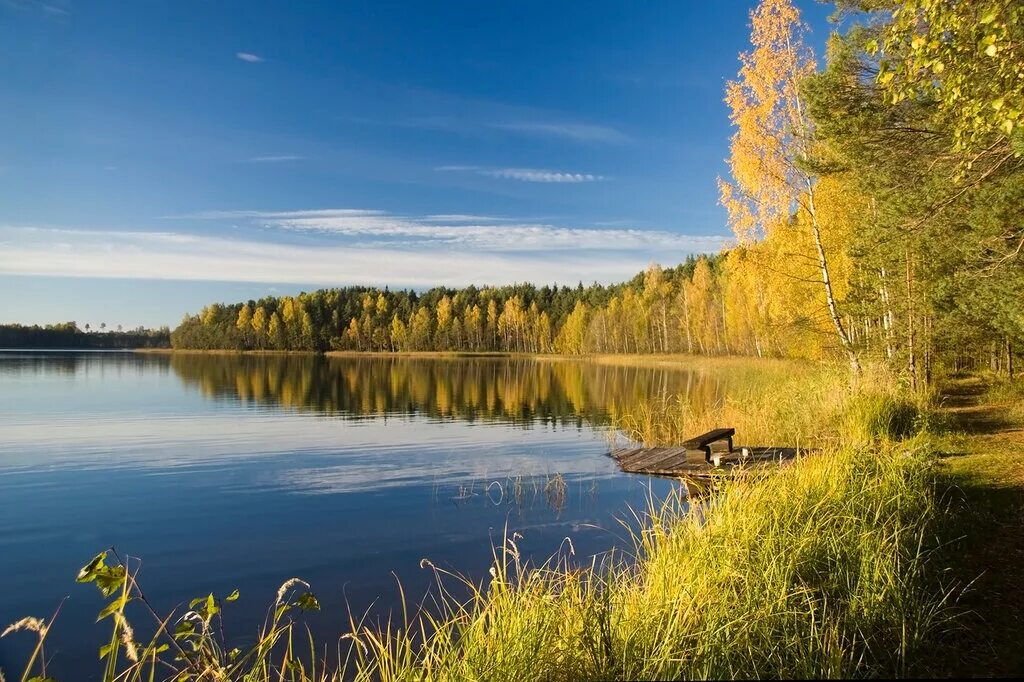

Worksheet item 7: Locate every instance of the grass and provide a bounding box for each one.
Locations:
[611,360,924,450]
[3,361,955,681]
[343,437,945,680]
[983,375,1024,424]
[925,375,1024,676]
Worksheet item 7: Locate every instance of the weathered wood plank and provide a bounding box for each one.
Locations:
[609,447,645,461]
[624,448,691,473]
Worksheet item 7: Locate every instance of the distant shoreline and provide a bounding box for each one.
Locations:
[128,349,811,370]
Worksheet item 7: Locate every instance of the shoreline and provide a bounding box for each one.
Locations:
[131,348,817,370]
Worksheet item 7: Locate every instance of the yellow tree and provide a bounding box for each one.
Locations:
[267,312,285,350]
[643,264,673,353]
[555,301,589,355]
[435,295,453,349]
[719,0,860,375]
[251,306,268,349]
[464,304,483,351]
[486,299,499,349]
[344,317,361,350]
[235,304,252,348]
[390,314,407,351]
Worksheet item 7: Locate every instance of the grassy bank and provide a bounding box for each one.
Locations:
[612,360,922,450]
[343,437,943,680]
[4,362,952,681]
[927,376,1024,676]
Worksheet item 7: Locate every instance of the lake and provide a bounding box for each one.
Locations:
[0,351,724,677]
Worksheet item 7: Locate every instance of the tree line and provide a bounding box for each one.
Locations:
[0,322,171,349]
[173,0,1021,388]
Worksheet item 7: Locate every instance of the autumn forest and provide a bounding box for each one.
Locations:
[173,1,1022,389]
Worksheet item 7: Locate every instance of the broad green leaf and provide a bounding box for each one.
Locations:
[96,594,131,621]
[76,552,107,583]
[294,592,320,612]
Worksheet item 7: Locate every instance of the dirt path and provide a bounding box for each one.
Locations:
[935,377,1024,677]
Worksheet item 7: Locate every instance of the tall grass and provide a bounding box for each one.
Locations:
[341,438,945,680]
[984,377,1024,425]
[613,360,920,449]
[4,360,951,680]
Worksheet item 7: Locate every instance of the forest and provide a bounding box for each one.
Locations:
[172,0,1022,391]
[0,322,171,349]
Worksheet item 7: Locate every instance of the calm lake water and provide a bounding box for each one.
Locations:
[0,351,724,677]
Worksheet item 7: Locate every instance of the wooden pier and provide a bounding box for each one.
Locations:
[610,427,799,478]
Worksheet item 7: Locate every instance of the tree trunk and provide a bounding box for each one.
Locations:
[806,178,861,377]
[879,268,895,360]
[906,248,917,393]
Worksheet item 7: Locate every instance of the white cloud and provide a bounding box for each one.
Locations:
[248,155,305,162]
[422,214,512,223]
[489,122,628,144]
[483,168,603,183]
[437,165,604,183]
[172,208,721,252]
[0,223,726,287]
[163,208,387,220]
[236,52,264,63]
[434,164,481,172]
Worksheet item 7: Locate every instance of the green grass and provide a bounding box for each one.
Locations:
[341,436,946,680]
[926,376,1024,676]
[3,363,954,681]
[983,376,1024,425]
[612,360,924,449]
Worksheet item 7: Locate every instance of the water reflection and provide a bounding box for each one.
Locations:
[0,351,713,677]
[170,354,727,427]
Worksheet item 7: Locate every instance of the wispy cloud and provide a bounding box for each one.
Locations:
[437,166,604,183]
[489,122,628,144]
[248,155,305,162]
[167,208,719,253]
[346,111,628,145]
[1,216,725,287]
[164,208,387,221]
[422,214,513,223]
[0,225,724,287]
[483,168,603,183]
[235,52,264,63]
[2,1,69,19]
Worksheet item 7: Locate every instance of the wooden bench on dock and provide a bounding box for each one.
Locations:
[610,427,737,475]
[682,427,735,463]
[608,427,805,479]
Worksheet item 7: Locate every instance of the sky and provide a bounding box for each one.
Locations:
[0,0,834,329]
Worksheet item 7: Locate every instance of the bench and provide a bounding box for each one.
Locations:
[681,428,735,463]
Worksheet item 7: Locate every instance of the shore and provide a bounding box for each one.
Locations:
[138,347,818,370]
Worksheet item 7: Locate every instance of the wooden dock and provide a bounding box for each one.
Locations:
[610,445,799,478]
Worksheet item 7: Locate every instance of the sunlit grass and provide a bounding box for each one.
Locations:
[984,376,1024,425]
[343,437,947,680]
[611,359,921,449]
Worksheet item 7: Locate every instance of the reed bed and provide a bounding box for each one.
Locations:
[612,360,919,450]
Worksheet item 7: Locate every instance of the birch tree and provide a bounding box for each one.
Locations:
[719,0,861,376]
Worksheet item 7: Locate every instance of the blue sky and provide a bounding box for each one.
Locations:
[0,0,833,329]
